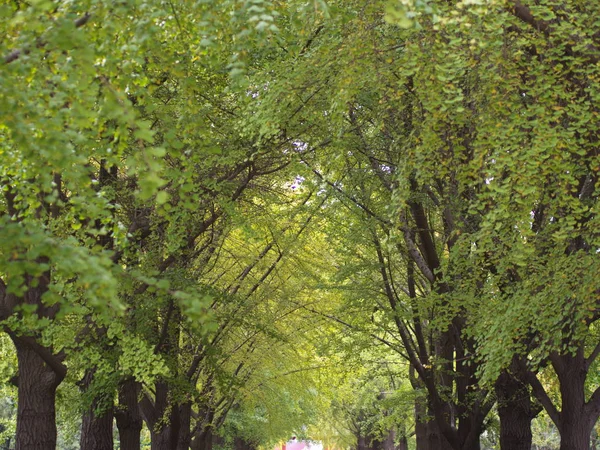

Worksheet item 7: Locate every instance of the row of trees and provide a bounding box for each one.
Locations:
[1,0,600,449]
[0,1,337,449]
[244,0,600,449]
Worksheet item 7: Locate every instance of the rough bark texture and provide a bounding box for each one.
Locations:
[149,411,179,450]
[115,379,143,450]
[13,339,61,450]
[176,402,192,450]
[80,405,114,450]
[191,427,213,450]
[414,394,428,450]
[495,366,534,450]
[143,382,193,450]
[553,350,597,450]
[367,428,395,450]
[150,428,172,450]
[426,420,454,450]
[381,429,395,450]
[559,421,593,450]
[414,395,453,450]
[79,369,115,450]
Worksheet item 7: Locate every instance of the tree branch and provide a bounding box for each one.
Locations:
[517,358,561,427]
[400,211,435,283]
[585,339,600,371]
[4,12,91,64]
[8,332,67,382]
[510,1,599,64]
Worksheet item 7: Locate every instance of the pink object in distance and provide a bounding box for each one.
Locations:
[285,442,308,450]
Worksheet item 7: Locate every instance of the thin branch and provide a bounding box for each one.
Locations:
[301,304,409,360]
[510,1,599,64]
[585,339,600,371]
[400,211,435,283]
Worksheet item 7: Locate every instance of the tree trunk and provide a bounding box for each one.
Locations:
[116,379,143,450]
[150,416,180,450]
[13,338,62,450]
[141,381,180,450]
[495,365,534,450]
[176,402,192,450]
[554,350,595,450]
[151,426,174,450]
[356,435,368,450]
[414,391,453,450]
[397,434,408,450]
[414,395,428,450]
[79,369,114,450]
[559,420,593,450]
[426,420,453,450]
[80,405,114,450]
[190,426,212,450]
[234,437,257,450]
[382,428,395,450]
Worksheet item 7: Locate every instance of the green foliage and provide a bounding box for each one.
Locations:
[2,0,600,447]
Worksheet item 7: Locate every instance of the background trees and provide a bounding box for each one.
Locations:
[2,0,600,449]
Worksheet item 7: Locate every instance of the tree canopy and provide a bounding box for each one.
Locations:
[1,1,600,450]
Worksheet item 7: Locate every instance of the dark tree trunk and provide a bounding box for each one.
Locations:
[368,432,382,450]
[559,422,593,450]
[212,435,224,449]
[143,382,183,450]
[151,427,173,450]
[150,415,179,450]
[190,426,212,450]
[13,338,62,450]
[426,419,453,450]
[233,437,257,450]
[553,350,596,450]
[79,369,114,450]
[558,395,594,450]
[382,428,395,450]
[80,405,114,450]
[397,434,408,450]
[176,402,192,450]
[495,363,534,450]
[414,388,453,450]
[415,417,427,450]
[116,379,143,450]
[356,435,368,450]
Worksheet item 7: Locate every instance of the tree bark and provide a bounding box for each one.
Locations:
[142,381,187,450]
[176,402,192,450]
[414,384,453,450]
[426,419,454,450]
[495,364,534,450]
[79,369,115,450]
[151,426,174,450]
[414,393,428,450]
[553,350,596,450]
[80,404,114,450]
[559,421,594,450]
[234,437,257,450]
[13,338,62,450]
[149,414,179,450]
[116,379,143,450]
[191,425,212,450]
[381,428,395,450]
[397,434,408,450]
